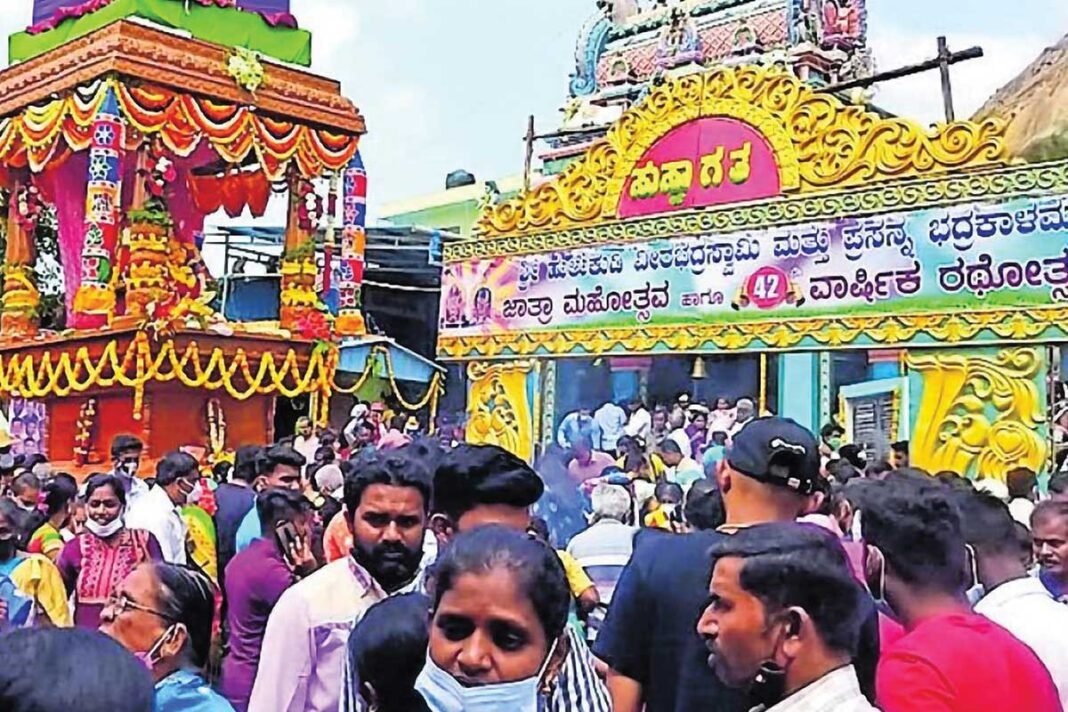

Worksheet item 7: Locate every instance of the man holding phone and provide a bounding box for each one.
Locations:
[220,488,318,712]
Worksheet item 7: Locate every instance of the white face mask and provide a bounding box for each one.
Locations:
[964,544,985,607]
[185,482,204,506]
[86,515,124,539]
[414,638,558,712]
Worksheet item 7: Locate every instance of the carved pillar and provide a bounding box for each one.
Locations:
[72,88,124,329]
[123,148,171,318]
[279,171,317,331]
[466,360,536,463]
[2,177,40,337]
[335,152,367,336]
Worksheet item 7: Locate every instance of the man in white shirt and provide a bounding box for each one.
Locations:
[697,523,877,712]
[729,398,756,440]
[666,408,693,459]
[293,416,320,465]
[108,433,149,502]
[960,491,1068,708]
[125,451,201,565]
[595,401,628,453]
[624,398,651,441]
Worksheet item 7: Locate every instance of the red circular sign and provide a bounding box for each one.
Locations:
[746,266,789,310]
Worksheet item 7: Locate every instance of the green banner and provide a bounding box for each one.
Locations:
[10,0,311,66]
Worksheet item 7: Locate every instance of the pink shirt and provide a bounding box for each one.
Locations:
[377,429,411,451]
[568,451,616,483]
[249,558,387,712]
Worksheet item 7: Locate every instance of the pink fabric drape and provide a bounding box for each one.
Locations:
[36,153,88,315]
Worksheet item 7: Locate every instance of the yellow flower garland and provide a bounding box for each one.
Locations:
[0,332,333,420]
[0,332,445,431]
[324,344,444,426]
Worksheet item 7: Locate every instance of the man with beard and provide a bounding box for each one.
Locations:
[697,523,876,711]
[249,447,432,712]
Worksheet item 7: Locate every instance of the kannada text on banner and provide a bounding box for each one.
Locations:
[440,194,1068,342]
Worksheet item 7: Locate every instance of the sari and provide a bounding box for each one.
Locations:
[182,505,219,584]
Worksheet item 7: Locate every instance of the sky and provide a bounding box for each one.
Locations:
[2,0,1066,219]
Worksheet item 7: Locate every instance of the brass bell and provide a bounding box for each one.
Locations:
[691,357,707,380]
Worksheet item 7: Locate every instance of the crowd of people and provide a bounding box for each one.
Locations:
[0,396,1067,711]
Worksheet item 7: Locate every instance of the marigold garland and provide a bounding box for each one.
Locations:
[0,331,333,420]
[0,332,444,430]
[325,344,444,412]
[0,77,358,179]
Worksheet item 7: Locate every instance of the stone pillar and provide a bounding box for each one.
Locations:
[778,352,819,432]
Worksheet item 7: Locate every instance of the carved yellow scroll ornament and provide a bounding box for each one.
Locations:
[475,64,1005,238]
[907,348,1047,481]
[465,361,535,463]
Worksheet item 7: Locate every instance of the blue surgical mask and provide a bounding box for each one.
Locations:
[414,639,558,712]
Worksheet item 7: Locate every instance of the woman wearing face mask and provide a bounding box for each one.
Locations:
[416,525,610,712]
[0,499,72,627]
[56,474,163,629]
[100,562,234,712]
[26,474,79,561]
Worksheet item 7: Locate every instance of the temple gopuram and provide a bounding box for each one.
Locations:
[551,0,870,171]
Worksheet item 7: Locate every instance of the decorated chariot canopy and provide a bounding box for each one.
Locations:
[439,63,1068,361]
[15,0,309,64]
[0,1,374,464]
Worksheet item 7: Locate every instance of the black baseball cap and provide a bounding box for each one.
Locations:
[727,417,821,495]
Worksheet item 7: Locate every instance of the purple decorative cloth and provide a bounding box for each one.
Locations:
[31,0,296,33]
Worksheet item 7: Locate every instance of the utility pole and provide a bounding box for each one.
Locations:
[820,36,983,123]
[521,117,606,192]
[523,115,535,193]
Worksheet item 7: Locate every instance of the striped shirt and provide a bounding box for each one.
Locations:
[753,665,876,712]
[548,627,612,712]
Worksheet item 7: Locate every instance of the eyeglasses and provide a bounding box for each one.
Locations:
[105,593,174,621]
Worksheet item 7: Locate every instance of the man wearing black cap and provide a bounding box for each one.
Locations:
[596,417,868,712]
[717,417,823,533]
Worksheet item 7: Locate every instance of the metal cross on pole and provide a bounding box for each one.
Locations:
[820,36,984,123]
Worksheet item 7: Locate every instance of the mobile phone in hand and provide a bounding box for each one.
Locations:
[275,522,301,568]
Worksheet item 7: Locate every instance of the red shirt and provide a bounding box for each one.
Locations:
[877,612,1062,712]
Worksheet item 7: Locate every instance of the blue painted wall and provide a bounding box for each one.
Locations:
[779,352,818,431]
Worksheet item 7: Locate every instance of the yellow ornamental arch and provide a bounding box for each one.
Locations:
[475,65,1006,238]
